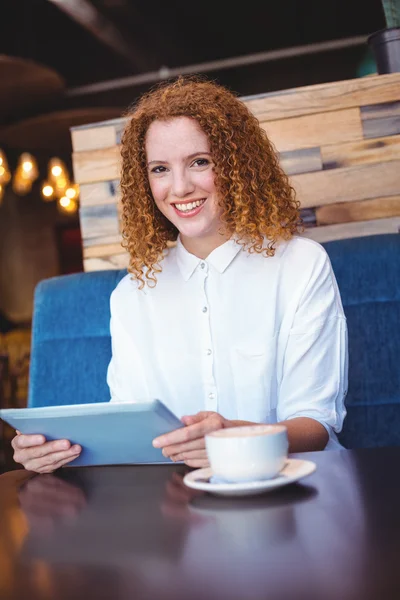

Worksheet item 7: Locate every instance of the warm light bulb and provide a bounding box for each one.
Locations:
[43,185,53,196]
[17,153,38,183]
[52,165,62,177]
[22,161,33,173]
[48,157,68,182]
[65,184,79,199]
[58,196,78,214]
[41,182,55,201]
[59,196,70,208]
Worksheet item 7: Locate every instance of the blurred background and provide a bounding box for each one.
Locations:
[0,0,385,416]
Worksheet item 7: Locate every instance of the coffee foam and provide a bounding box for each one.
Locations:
[208,424,287,439]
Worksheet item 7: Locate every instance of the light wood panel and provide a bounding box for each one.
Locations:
[83,242,125,259]
[79,181,120,207]
[243,73,400,121]
[321,135,400,169]
[262,108,363,152]
[83,253,129,271]
[361,100,400,139]
[72,146,120,184]
[303,217,400,243]
[71,125,117,152]
[279,147,322,175]
[291,161,400,208]
[316,196,400,225]
[79,204,120,250]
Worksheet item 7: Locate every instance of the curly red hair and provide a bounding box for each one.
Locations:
[120,76,301,287]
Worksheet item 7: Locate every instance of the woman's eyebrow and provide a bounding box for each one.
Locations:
[147,151,212,166]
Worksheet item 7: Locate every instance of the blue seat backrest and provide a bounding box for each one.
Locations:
[28,269,127,408]
[324,234,400,449]
[28,234,400,449]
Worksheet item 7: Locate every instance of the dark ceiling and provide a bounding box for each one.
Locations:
[0,0,385,127]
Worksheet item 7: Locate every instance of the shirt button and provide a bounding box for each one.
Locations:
[206,349,212,355]
[208,392,215,400]
[200,262,206,269]
[202,306,208,313]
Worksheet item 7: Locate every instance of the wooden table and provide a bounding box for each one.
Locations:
[1,447,399,600]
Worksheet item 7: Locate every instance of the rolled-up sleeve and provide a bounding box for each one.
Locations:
[277,248,348,439]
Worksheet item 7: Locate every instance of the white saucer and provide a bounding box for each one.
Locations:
[183,458,316,497]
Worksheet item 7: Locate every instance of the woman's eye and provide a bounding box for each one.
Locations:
[151,165,167,174]
[192,158,210,167]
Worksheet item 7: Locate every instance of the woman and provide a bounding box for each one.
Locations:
[12,76,347,473]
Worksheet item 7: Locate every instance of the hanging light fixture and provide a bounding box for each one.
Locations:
[47,156,69,195]
[12,152,39,195]
[0,183,4,204]
[19,153,39,182]
[48,157,67,181]
[42,156,79,214]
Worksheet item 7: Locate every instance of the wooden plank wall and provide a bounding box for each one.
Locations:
[71,73,400,271]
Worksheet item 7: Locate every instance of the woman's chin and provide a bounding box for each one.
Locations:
[175,220,210,240]
[178,228,207,242]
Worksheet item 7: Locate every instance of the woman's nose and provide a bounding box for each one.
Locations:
[171,171,195,198]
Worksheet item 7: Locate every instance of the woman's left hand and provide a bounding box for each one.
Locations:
[153,411,232,468]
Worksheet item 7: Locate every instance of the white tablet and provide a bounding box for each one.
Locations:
[0,400,183,466]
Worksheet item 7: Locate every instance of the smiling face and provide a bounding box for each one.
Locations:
[145,116,228,258]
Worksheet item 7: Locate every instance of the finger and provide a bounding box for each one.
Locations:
[51,453,82,471]
[181,412,211,426]
[24,446,81,474]
[15,440,75,464]
[12,434,46,450]
[36,454,81,475]
[185,457,210,468]
[154,414,223,448]
[171,449,208,463]
[162,437,205,458]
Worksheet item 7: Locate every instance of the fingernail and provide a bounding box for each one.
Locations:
[153,439,161,448]
[71,445,81,454]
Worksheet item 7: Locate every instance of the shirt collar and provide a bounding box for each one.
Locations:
[175,236,243,281]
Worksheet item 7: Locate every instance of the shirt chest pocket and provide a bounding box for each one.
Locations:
[229,337,277,423]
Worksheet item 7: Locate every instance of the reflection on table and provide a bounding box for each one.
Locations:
[1,448,399,600]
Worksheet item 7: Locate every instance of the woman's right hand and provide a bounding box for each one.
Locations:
[11,432,81,474]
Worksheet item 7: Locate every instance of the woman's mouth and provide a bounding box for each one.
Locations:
[172,198,206,218]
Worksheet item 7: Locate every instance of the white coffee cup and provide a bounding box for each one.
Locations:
[205,424,288,483]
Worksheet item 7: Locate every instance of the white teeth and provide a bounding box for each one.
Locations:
[175,199,205,212]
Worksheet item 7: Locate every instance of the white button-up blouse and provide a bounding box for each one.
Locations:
[107,235,348,449]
